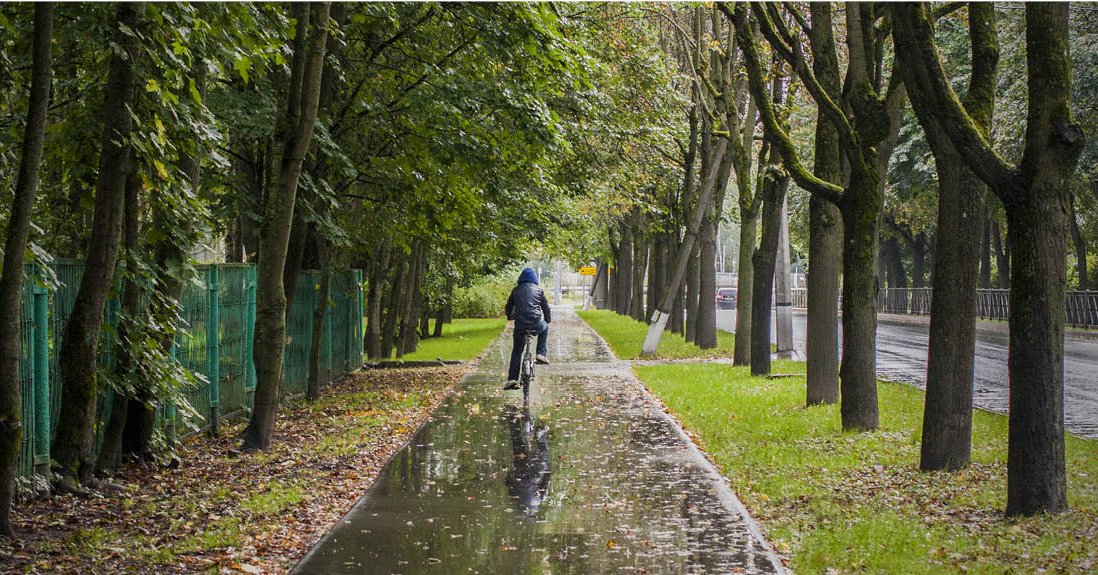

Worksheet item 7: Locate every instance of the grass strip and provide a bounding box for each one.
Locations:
[634,361,1098,574]
[577,309,735,359]
[394,317,506,362]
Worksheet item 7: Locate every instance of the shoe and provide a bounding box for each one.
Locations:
[503,380,520,390]
[536,355,549,365]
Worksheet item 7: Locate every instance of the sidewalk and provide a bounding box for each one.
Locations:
[294,307,783,574]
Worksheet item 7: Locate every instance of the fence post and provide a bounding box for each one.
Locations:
[206,265,220,436]
[245,266,256,408]
[32,283,49,476]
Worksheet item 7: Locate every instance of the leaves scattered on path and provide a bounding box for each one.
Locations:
[2,366,467,574]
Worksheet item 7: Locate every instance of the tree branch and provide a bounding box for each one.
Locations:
[892,4,1016,197]
[730,3,844,207]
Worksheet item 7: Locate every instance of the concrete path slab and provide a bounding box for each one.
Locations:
[294,307,783,574]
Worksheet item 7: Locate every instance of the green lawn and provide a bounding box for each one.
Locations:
[635,361,1098,574]
[393,317,506,361]
[577,309,735,359]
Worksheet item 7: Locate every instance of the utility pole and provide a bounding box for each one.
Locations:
[775,194,794,355]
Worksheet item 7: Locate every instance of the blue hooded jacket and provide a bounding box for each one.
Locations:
[506,267,551,327]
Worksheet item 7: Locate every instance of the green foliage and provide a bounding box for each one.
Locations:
[452,274,515,319]
[636,362,1098,573]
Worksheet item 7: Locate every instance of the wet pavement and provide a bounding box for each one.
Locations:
[717,309,1098,439]
[295,307,783,575]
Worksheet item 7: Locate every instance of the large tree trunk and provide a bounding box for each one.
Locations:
[922,148,985,470]
[1005,189,1070,514]
[0,2,53,538]
[920,0,998,471]
[53,2,141,487]
[837,170,882,432]
[243,2,330,450]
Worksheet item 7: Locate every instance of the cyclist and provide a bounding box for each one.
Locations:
[504,267,550,390]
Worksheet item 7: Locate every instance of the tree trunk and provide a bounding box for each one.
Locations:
[696,217,719,348]
[837,171,882,432]
[1005,190,1070,514]
[912,234,928,289]
[1070,193,1088,290]
[991,217,1010,289]
[647,237,665,322]
[988,212,996,289]
[806,196,842,404]
[97,170,142,471]
[883,236,907,289]
[401,246,427,355]
[684,244,700,342]
[641,139,729,355]
[732,211,756,365]
[922,149,986,471]
[895,2,1083,514]
[806,1,842,405]
[616,221,633,316]
[365,240,390,359]
[53,2,140,486]
[243,2,330,450]
[750,155,791,374]
[0,2,53,538]
[307,237,330,401]
[630,212,647,322]
[380,258,406,359]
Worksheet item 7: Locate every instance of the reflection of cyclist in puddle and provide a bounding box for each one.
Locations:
[504,404,551,517]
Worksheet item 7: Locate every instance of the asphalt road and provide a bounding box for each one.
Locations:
[716,309,1098,439]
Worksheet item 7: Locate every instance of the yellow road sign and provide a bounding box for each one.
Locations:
[579,266,597,276]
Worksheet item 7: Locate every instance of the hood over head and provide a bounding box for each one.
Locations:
[518,267,539,285]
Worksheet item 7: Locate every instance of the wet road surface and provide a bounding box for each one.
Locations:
[295,307,783,574]
[717,309,1098,439]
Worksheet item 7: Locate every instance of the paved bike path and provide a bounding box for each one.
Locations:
[294,307,782,574]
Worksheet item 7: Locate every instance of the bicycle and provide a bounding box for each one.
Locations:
[518,329,538,402]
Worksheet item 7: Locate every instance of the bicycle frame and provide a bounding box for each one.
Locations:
[520,331,537,400]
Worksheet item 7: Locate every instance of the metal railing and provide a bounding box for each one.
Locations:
[788,287,1098,329]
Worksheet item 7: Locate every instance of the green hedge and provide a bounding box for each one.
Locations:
[453,275,514,318]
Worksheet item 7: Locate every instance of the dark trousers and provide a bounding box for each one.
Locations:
[508,320,548,381]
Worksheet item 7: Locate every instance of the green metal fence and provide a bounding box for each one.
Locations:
[15,261,364,479]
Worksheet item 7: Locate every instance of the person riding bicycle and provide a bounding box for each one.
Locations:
[504,267,550,390]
